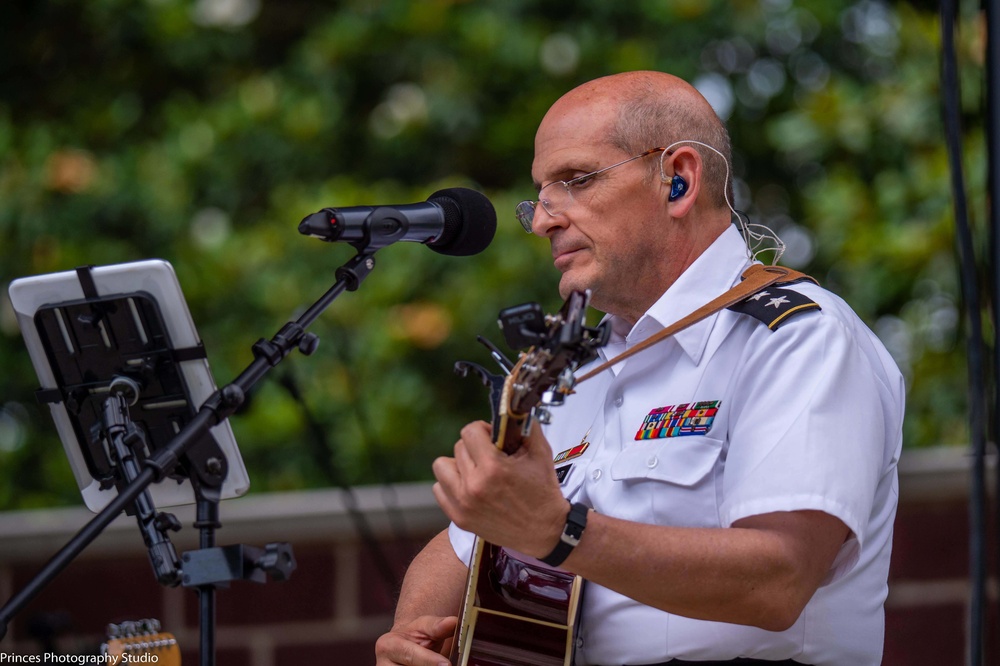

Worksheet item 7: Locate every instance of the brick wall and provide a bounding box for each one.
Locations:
[0,449,996,665]
[0,483,442,666]
[886,447,998,664]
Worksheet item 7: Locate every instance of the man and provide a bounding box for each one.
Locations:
[375,71,903,666]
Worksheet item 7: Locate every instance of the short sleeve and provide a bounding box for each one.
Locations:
[448,521,476,566]
[719,309,889,583]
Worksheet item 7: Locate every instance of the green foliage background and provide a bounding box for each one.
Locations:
[0,0,985,509]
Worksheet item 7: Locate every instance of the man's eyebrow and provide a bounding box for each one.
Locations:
[531,163,583,193]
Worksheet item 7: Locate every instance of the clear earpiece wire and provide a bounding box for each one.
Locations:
[660,139,786,266]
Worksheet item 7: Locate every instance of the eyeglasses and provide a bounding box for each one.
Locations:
[514,147,666,232]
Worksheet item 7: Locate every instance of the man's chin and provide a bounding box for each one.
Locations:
[558,272,594,300]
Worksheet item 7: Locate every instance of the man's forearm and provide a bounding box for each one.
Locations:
[394,529,469,627]
[561,509,849,631]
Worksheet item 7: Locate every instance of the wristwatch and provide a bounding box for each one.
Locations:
[541,501,589,567]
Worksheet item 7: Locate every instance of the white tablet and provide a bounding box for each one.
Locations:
[8,259,250,512]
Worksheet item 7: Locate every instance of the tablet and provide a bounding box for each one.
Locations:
[8,259,250,511]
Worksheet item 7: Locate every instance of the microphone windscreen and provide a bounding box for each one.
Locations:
[426,187,497,256]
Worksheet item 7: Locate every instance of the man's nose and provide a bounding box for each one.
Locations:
[531,204,568,237]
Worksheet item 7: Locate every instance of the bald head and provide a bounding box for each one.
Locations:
[543,72,733,209]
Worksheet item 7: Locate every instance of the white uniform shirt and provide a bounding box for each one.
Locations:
[450,225,904,665]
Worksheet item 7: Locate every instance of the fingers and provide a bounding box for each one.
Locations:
[374,615,457,666]
[453,433,476,471]
[432,441,480,528]
[431,457,459,522]
[431,421,495,521]
[457,420,495,465]
[432,419,561,545]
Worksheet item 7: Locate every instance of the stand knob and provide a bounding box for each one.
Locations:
[256,543,296,582]
[298,333,320,356]
[154,512,182,533]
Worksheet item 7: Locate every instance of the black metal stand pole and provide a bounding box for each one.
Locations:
[195,499,220,666]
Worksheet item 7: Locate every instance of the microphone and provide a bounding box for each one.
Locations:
[298,187,497,256]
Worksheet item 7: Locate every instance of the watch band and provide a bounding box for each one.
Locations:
[541,501,589,567]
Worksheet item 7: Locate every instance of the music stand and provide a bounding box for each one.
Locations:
[3,259,295,664]
[8,260,250,511]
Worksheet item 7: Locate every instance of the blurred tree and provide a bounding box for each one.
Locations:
[0,0,985,509]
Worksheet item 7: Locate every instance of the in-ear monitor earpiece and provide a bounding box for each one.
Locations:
[669,174,688,201]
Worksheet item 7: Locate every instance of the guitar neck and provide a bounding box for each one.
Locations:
[494,371,531,455]
[449,289,604,665]
[495,413,530,455]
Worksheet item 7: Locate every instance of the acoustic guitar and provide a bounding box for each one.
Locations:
[450,291,608,666]
[102,618,180,665]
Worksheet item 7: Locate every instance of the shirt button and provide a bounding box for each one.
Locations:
[576,637,584,648]
[591,468,603,481]
[614,395,624,407]
[647,456,658,468]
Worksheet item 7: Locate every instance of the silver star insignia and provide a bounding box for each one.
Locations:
[766,296,791,308]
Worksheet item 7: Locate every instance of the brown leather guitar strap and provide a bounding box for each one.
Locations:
[576,264,817,384]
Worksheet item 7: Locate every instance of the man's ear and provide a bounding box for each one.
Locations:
[660,146,701,216]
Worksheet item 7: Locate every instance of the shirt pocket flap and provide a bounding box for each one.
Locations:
[610,436,723,486]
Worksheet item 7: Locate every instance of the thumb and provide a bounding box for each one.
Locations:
[429,615,458,639]
[522,420,555,460]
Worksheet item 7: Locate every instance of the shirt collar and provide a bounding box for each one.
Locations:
[605,224,753,365]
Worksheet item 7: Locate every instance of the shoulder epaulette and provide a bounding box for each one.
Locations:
[727,284,821,331]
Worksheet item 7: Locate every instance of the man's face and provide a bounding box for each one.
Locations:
[529,99,674,318]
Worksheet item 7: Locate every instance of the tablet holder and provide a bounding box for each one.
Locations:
[29,272,230,504]
[0,243,390,663]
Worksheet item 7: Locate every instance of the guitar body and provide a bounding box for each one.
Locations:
[453,537,582,666]
[450,291,607,666]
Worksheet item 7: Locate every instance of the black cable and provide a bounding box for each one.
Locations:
[985,0,1000,646]
[326,328,412,543]
[276,369,402,601]
[940,1,988,663]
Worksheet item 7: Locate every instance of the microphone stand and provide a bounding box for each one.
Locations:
[0,215,398,663]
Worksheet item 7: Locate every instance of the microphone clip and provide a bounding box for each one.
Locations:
[334,252,377,292]
[351,207,421,252]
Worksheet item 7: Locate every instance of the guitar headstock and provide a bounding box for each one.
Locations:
[102,618,180,666]
[456,290,608,454]
[499,290,607,418]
